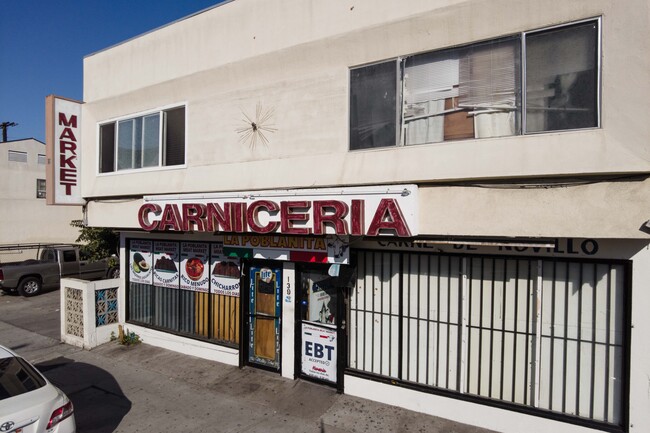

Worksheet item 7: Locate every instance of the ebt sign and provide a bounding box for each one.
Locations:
[138,185,419,237]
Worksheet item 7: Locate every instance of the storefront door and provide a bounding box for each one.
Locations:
[296,264,348,391]
[245,262,282,371]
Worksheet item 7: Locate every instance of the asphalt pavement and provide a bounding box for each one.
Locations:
[0,288,497,433]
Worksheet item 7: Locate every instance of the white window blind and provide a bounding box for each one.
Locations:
[8,150,27,163]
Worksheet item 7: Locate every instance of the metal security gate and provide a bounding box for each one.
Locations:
[349,250,628,430]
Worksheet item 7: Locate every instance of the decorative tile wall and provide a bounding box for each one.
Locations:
[96,288,118,327]
[65,287,84,338]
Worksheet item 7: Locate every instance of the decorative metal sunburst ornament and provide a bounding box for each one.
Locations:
[236,103,277,149]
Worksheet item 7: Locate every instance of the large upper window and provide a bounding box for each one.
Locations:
[99,106,186,173]
[350,19,599,150]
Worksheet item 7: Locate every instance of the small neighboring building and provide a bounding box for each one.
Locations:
[74,1,650,433]
[0,138,81,261]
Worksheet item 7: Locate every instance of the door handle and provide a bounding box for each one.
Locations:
[340,319,346,330]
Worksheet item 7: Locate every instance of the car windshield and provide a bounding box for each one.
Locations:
[0,356,46,400]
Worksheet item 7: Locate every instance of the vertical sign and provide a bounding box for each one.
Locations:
[180,242,209,292]
[129,240,153,284]
[153,241,180,289]
[302,323,337,383]
[210,242,241,297]
[45,95,84,205]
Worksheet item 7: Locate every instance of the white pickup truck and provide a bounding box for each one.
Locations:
[0,245,118,297]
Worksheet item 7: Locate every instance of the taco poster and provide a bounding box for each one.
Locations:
[180,242,209,292]
[130,240,153,284]
[153,241,180,289]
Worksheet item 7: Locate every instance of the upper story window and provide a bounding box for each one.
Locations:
[99,106,186,173]
[350,19,600,150]
[37,154,46,165]
[8,150,27,163]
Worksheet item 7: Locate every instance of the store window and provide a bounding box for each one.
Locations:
[349,19,599,150]
[36,179,46,199]
[126,239,240,347]
[350,250,627,430]
[99,106,185,173]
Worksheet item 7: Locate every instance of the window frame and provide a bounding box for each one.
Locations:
[97,103,188,175]
[348,17,601,151]
[8,150,28,163]
[522,17,602,135]
[36,178,46,199]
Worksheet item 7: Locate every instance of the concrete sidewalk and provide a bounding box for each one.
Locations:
[0,290,496,433]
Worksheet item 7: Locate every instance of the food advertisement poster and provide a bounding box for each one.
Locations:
[180,242,209,292]
[153,241,180,289]
[210,243,240,297]
[130,240,153,284]
[302,323,337,383]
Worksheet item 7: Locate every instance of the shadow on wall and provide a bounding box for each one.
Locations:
[36,357,131,433]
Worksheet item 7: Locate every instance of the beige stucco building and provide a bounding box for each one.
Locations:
[0,138,81,261]
[76,1,650,432]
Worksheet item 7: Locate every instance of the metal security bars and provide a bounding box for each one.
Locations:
[126,239,240,347]
[349,250,628,429]
[128,282,240,345]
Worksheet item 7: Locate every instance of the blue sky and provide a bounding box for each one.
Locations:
[0,0,223,143]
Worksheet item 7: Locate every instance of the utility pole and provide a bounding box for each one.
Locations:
[0,122,18,142]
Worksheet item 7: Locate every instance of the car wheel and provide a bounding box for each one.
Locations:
[109,267,120,279]
[18,277,42,297]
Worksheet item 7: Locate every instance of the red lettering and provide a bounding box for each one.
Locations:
[59,141,77,155]
[58,113,77,128]
[280,201,311,235]
[182,203,206,232]
[366,199,411,237]
[138,204,161,231]
[59,168,77,183]
[313,200,348,235]
[59,127,77,142]
[136,196,411,237]
[205,203,231,232]
[350,199,364,236]
[159,204,182,231]
[231,202,247,233]
[247,200,280,234]
[59,154,76,169]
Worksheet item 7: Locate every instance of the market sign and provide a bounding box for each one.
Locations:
[138,185,419,237]
[45,95,84,205]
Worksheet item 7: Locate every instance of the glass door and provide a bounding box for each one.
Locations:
[296,265,347,390]
[246,263,282,371]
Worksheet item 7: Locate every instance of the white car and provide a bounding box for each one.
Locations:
[0,345,75,433]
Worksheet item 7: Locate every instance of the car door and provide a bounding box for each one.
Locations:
[58,249,80,278]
